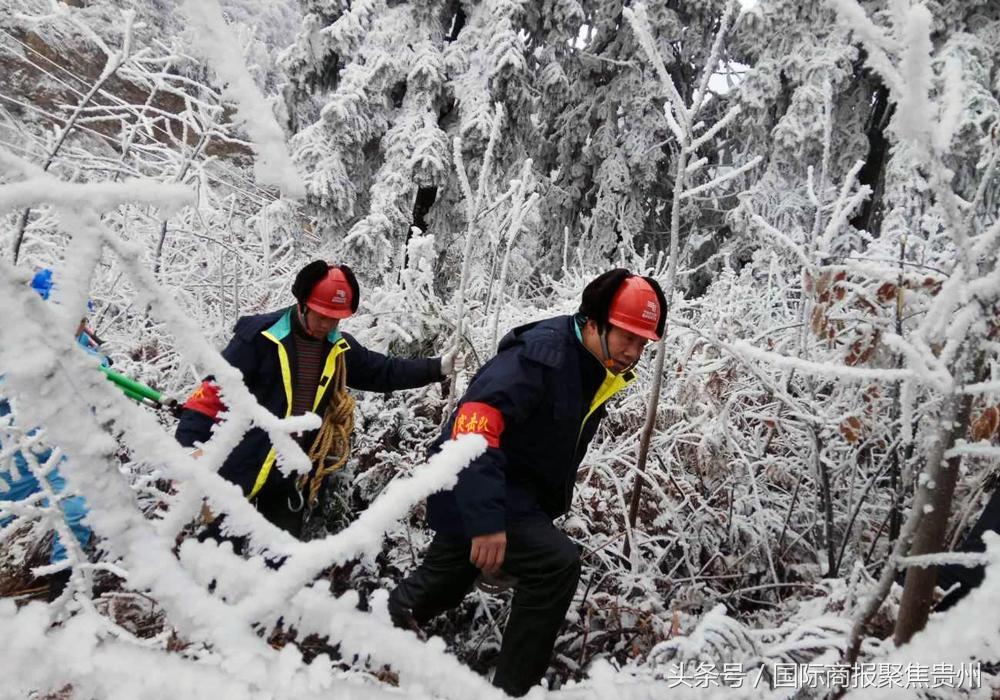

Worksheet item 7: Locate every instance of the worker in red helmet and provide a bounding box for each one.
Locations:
[175,261,460,541]
[389,269,666,697]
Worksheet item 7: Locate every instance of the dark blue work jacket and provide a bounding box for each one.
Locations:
[427,315,635,537]
[176,306,442,500]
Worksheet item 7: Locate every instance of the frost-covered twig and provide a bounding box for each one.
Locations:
[181,0,304,198]
[11,9,137,262]
[447,104,504,409]
[0,171,192,215]
[488,159,539,349]
[679,155,763,201]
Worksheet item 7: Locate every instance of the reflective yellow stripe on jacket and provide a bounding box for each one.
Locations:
[577,367,636,448]
[248,335,351,499]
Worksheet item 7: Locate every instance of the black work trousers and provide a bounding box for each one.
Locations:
[254,480,305,538]
[388,516,581,697]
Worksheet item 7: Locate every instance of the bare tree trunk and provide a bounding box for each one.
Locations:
[814,430,838,576]
[621,1,742,564]
[154,132,210,275]
[888,237,909,544]
[849,83,892,237]
[839,349,982,675]
[894,349,983,644]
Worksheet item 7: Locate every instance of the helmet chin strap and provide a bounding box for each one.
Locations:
[298,304,313,335]
[599,328,615,370]
[599,326,639,374]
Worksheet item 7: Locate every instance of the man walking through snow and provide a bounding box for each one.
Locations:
[175,260,461,541]
[389,269,667,696]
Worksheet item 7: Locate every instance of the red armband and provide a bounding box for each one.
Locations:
[183,380,225,419]
[451,401,504,448]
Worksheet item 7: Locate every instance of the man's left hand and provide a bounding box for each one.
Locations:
[470,531,507,574]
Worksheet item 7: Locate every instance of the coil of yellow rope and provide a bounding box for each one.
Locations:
[300,357,356,509]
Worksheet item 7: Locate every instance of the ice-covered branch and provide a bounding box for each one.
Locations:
[689,0,737,117]
[289,585,504,700]
[234,435,485,619]
[0,174,194,216]
[448,103,506,406]
[679,155,763,200]
[0,598,413,700]
[729,339,912,384]
[895,4,935,148]
[181,0,304,198]
[622,4,686,141]
[816,160,869,253]
[827,0,903,94]
[749,215,812,271]
[688,104,742,151]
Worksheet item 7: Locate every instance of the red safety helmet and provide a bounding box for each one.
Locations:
[306,266,355,318]
[607,276,662,340]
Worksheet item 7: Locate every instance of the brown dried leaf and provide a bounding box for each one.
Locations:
[922,277,942,295]
[856,340,877,365]
[826,320,839,341]
[845,333,879,366]
[840,416,863,444]
[971,406,1000,442]
[877,282,897,303]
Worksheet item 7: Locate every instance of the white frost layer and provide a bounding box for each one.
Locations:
[0,177,194,216]
[181,0,305,198]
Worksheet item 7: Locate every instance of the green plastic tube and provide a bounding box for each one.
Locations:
[99,366,163,404]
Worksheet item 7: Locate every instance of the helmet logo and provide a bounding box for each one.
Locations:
[332,289,346,305]
[642,300,658,321]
